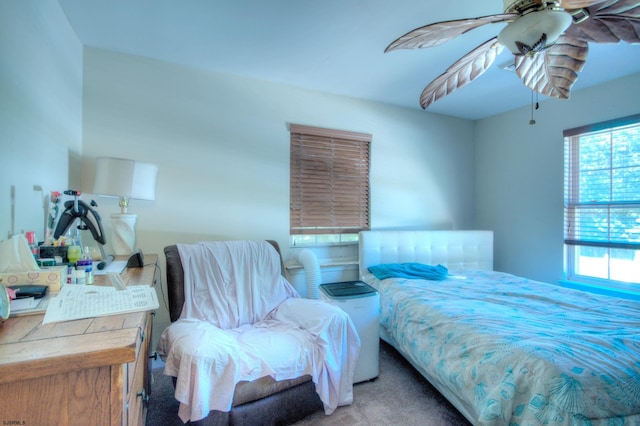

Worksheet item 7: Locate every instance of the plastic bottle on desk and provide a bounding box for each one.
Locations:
[67,245,82,264]
[67,265,74,284]
[85,246,94,284]
[26,231,39,259]
[77,248,94,285]
[75,260,87,285]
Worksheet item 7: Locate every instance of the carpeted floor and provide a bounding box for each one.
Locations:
[146,341,471,426]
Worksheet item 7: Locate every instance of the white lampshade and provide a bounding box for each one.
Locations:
[93,157,158,255]
[498,8,572,55]
[93,157,158,203]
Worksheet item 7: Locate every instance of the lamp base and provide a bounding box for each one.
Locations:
[110,213,137,256]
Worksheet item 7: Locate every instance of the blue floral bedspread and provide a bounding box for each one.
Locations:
[364,269,640,425]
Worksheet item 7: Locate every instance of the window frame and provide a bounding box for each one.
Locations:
[289,124,371,241]
[563,114,640,289]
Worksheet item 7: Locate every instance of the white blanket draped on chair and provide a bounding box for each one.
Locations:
[157,240,360,423]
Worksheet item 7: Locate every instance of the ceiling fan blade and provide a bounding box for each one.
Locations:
[420,38,503,109]
[385,14,517,52]
[565,0,640,43]
[515,35,588,99]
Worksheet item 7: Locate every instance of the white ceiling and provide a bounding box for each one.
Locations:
[58,0,640,120]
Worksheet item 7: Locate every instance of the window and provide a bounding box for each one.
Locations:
[564,114,640,287]
[289,124,371,244]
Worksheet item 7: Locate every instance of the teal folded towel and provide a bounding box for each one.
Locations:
[368,262,448,281]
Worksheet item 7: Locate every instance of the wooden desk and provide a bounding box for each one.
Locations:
[0,255,158,426]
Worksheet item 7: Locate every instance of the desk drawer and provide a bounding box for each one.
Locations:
[125,312,152,426]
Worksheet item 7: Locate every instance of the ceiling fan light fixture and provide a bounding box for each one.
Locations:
[497,8,572,55]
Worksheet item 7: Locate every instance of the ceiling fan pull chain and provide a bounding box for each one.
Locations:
[529,90,536,126]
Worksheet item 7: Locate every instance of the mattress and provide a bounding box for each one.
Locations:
[362,268,640,425]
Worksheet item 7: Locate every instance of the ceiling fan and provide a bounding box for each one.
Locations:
[385,0,640,110]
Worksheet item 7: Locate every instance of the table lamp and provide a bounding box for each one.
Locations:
[93,157,158,256]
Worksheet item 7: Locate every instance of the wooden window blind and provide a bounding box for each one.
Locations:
[290,124,371,235]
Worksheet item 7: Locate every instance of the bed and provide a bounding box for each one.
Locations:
[359,229,640,426]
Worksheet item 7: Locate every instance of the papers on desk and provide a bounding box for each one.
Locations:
[10,293,51,316]
[43,284,159,324]
[11,296,38,311]
[94,260,127,275]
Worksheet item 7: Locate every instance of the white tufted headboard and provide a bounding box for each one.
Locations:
[358,230,494,279]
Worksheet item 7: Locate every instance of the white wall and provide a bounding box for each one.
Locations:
[79,47,477,345]
[80,48,476,249]
[0,0,83,242]
[475,72,640,284]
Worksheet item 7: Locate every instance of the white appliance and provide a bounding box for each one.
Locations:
[319,281,380,383]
